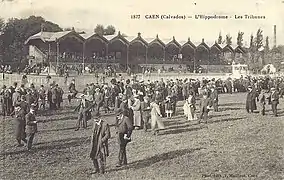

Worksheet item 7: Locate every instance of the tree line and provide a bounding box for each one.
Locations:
[0,16,116,64]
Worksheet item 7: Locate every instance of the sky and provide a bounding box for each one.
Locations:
[0,0,284,47]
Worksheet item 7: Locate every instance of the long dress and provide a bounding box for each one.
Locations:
[150,102,165,131]
[183,96,197,120]
[132,98,142,127]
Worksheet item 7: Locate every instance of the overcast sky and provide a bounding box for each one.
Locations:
[1,0,283,46]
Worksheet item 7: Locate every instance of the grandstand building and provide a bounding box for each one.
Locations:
[25,30,249,72]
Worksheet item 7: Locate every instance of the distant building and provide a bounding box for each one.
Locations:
[25,31,249,69]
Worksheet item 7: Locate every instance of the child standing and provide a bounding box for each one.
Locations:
[165,96,173,118]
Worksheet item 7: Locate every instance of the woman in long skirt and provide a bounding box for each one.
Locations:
[183,92,197,121]
[150,99,165,135]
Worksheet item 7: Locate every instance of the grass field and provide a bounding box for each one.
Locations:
[0,93,283,180]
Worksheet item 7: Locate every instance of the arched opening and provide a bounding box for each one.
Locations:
[235,47,245,64]
[195,44,209,65]
[129,41,147,64]
[108,38,128,66]
[210,46,222,65]
[59,36,84,63]
[181,44,195,64]
[223,46,234,65]
[165,43,180,63]
[147,42,164,64]
[85,38,107,63]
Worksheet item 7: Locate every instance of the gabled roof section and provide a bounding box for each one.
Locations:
[148,34,165,47]
[130,33,148,47]
[108,31,129,45]
[210,41,222,51]
[235,45,246,53]
[181,37,196,49]
[196,39,210,51]
[25,31,85,44]
[84,33,108,44]
[165,36,181,49]
[223,44,234,53]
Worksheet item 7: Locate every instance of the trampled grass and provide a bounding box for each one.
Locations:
[0,93,283,180]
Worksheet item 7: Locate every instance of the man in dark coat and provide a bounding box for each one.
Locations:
[198,91,211,124]
[25,105,37,151]
[270,87,279,117]
[90,113,111,174]
[14,104,27,146]
[246,86,257,113]
[115,109,133,167]
[75,94,91,131]
[209,85,219,112]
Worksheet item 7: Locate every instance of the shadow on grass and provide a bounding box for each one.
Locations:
[219,102,243,107]
[161,125,205,135]
[1,136,90,156]
[219,107,243,111]
[39,127,76,133]
[38,115,77,123]
[108,147,204,173]
[208,117,244,124]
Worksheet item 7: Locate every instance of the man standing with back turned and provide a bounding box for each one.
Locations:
[116,109,133,167]
[90,113,110,174]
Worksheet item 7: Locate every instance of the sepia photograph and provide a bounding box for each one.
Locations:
[0,0,284,179]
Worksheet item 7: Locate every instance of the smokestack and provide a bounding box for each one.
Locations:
[273,25,276,48]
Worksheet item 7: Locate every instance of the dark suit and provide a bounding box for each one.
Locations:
[25,112,37,150]
[199,97,211,123]
[93,93,104,114]
[246,90,257,113]
[271,91,279,116]
[90,120,111,173]
[116,115,133,165]
[209,89,219,112]
[14,107,27,145]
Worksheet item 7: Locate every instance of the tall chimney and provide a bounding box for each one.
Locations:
[273,25,276,48]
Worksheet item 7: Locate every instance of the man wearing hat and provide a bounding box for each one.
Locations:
[92,87,104,115]
[198,91,211,124]
[130,94,142,129]
[25,105,37,151]
[74,94,91,131]
[246,86,257,113]
[90,113,110,174]
[209,84,219,112]
[141,95,151,132]
[270,87,279,117]
[14,104,27,147]
[115,109,133,167]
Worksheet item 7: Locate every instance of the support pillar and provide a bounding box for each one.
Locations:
[56,39,59,74]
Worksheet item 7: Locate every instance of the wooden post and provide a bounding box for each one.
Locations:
[126,45,129,69]
[83,42,85,73]
[56,39,59,74]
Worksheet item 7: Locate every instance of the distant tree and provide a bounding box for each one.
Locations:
[225,34,232,45]
[94,24,104,35]
[249,34,254,48]
[265,36,269,51]
[0,18,5,33]
[2,16,62,63]
[237,31,244,46]
[217,32,222,44]
[104,25,116,35]
[255,28,263,49]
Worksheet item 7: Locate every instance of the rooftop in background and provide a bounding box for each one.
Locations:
[25,30,250,50]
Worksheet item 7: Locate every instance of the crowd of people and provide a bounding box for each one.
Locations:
[0,74,283,174]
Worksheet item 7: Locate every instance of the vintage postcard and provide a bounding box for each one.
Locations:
[0,0,283,180]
